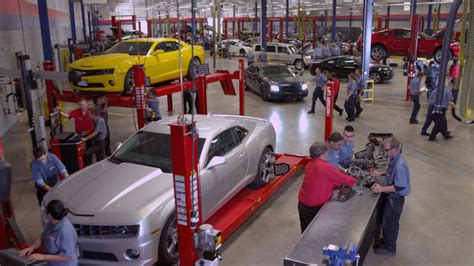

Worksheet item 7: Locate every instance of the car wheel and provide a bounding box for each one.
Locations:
[309,65,316,76]
[294,59,304,70]
[370,45,386,61]
[249,147,275,189]
[433,48,452,64]
[158,213,179,264]
[123,69,134,94]
[186,57,201,80]
[369,72,382,84]
[240,49,246,57]
[260,88,269,101]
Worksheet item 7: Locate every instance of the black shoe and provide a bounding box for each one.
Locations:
[409,120,418,124]
[339,110,343,116]
[421,131,430,136]
[374,248,396,256]
[347,118,355,122]
[308,110,315,114]
[428,138,438,142]
[444,135,453,140]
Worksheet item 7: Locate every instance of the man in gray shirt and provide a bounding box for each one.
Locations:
[82,108,108,166]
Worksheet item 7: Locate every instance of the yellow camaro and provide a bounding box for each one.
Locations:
[69,38,206,93]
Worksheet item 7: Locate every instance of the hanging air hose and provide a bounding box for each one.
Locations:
[452,0,473,124]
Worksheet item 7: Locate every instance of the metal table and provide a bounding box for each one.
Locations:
[284,184,381,266]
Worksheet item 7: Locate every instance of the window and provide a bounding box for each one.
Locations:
[233,127,248,142]
[106,42,153,55]
[155,41,179,52]
[394,30,411,38]
[112,131,205,173]
[206,129,238,166]
[266,45,276,53]
[255,45,261,51]
[278,46,290,54]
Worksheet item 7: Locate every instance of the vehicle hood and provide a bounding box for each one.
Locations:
[51,160,173,216]
[266,75,302,85]
[70,53,139,69]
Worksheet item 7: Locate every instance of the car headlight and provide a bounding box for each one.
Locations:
[301,83,308,91]
[270,85,280,92]
[103,68,115,74]
[73,224,140,239]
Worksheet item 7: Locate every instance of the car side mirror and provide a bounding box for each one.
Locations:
[206,156,226,169]
[154,49,165,55]
[115,142,123,152]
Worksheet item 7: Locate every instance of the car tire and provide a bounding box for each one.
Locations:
[123,69,134,94]
[370,45,386,61]
[369,72,382,84]
[240,49,246,57]
[294,59,304,70]
[186,57,201,80]
[249,147,275,189]
[158,213,179,264]
[433,48,452,64]
[309,65,317,76]
[260,88,269,101]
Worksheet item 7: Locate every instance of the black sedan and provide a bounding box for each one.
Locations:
[245,63,308,101]
[309,56,394,84]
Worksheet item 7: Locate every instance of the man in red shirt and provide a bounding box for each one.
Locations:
[61,98,94,136]
[328,73,344,116]
[298,142,357,233]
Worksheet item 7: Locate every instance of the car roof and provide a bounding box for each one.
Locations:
[123,38,180,43]
[141,114,238,139]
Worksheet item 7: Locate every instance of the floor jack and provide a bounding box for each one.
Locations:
[323,242,360,266]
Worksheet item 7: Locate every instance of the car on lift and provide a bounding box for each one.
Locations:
[356,28,460,63]
[251,43,311,70]
[222,39,251,56]
[245,63,308,101]
[309,56,394,84]
[42,114,276,265]
[69,38,205,93]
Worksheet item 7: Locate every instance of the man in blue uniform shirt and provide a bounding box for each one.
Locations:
[339,126,355,169]
[354,69,365,117]
[326,132,346,172]
[428,87,454,141]
[321,42,331,59]
[30,146,69,205]
[409,72,423,124]
[308,67,327,114]
[424,61,438,99]
[372,137,411,256]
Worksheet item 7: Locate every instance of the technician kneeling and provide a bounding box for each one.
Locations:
[298,142,357,233]
[19,200,78,265]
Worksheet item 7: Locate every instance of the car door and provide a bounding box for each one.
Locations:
[245,65,258,92]
[392,29,411,56]
[278,46,292,64]
[338,57,358,77]
[266,45,276,62]
[199,127,248,216]
[148,41,180,82]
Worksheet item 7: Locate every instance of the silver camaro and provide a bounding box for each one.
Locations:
[42,114,276,265]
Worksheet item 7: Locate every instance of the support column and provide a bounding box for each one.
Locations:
[361,0,373,83]
[81,1,87,41]
[261,0,267,49]
[280,18,284,43]
[349,8,353,32]
[427,4,433,35]
[285,0,289,38]
[37,0,53,61]
[69,0,77,44]
[332,0,336,42]
[254,1,258,35]
[385,6,390,29]
[217,0,221,44]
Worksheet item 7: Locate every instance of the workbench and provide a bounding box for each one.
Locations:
[284,184,381,266]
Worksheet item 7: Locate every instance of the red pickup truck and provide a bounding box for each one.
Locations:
[357,28,459,63]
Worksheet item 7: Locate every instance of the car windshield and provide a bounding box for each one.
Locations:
[111,131,206,173]
[288,46,297,54]
[262,66,295,77]
[105,42,153,55]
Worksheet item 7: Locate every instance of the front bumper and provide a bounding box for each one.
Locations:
[76,233,160,265]
[269,90,308,100]
[69,72,126,93]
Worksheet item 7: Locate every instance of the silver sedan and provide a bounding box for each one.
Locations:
[43,114,276,265]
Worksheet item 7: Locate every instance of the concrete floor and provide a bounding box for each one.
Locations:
[4,54,474,265]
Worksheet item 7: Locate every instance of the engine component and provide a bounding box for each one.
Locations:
[350,159,377,170]
[337,186,355,202]
[355,143,375,160]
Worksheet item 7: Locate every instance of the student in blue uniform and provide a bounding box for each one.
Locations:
[339,126,355,169]
[354,69,365,117]
[428,87,454,141]
[19,200,78,265]
[307,67,327,114]
[409,72,423,124]
[321,42,331,59]
[372,137,411,256]
[326,132,346,172]
[313,43,321,60]
[424,61,438,99]
[344,73,358,122]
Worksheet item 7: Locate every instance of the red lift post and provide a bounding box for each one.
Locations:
[406,15,421,101]
[324,82,334,141]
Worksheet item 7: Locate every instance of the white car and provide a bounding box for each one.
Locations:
[252,42,312,70]
[43,114,276,265]
[222,39,251,56]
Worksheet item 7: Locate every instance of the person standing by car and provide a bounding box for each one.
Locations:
[247,49,255,66]
[308,67,327,114]
[344,73,358,122]
[145,88,162,121]
[298,142,357,233]
[354,69,365,117]
[313,43,322,61]
[81,108,108,166]
[19,200,78,265]
[409,72,423,124]
[428,87,454,141]
[424,61,437,99]
[30,146,69,205]
[322,42,331,59]
[94,96,111,156]
[339,126,355,169]
[258,48,268,63]
[328,73,344,116]
[61,98,94,137]
[371,137,411,256]
[331,43,341,57]
[449,59,459,103]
